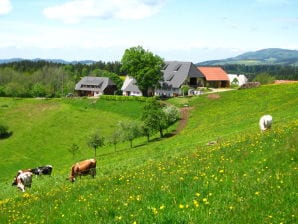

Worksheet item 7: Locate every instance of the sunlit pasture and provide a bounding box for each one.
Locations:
[0,83,297,223]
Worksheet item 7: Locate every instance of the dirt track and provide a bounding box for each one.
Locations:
[173,107,193,134]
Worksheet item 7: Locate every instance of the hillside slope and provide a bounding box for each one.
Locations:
[0,83,297,223]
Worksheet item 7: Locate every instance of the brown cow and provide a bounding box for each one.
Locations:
[68,159,96,182]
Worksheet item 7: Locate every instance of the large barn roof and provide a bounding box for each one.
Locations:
[161,61,204,88]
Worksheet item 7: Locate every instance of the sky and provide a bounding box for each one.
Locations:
[0,0,297,63]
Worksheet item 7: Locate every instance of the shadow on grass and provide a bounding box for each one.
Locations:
[0,132,13,140]
[98,131,178,159]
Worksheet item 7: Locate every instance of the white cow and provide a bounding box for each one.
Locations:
[12,171,33,192]
[259,115,273,132]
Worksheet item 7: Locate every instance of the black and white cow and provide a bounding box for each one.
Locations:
[12,171,33,192]
[31,165,53,176]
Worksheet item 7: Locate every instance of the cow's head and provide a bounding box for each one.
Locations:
[12,176,18,186]
[67,176,75,182]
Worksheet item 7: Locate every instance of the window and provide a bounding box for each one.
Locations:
[174,64,181,71]
[162,64,169,70]
[166,73,175,81]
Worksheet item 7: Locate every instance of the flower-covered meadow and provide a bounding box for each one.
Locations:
[0,83,297,223]
[1,123,296,223]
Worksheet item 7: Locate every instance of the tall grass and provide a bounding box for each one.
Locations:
[0,83,297,223]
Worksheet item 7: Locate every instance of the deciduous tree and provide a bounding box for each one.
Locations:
[121,46,164,96]
[87,131,105,157]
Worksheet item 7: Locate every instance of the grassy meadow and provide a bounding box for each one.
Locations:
[0,83,297,223]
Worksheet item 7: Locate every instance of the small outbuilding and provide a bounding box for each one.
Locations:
[228,74,248,86]
[75,76,116,97]
[121,75,143,96]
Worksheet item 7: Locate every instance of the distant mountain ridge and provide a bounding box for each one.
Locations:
[197,48,298,66]
[2,48,298,66]
[0,58,96,65]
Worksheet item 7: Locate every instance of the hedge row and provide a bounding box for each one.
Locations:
[100,95,148,102]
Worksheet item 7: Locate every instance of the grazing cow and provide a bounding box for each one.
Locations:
[31,165,53,176]
[69,159,96,182]
[259,115,273,132]
[12,171,33,192]
[15,169,32,177]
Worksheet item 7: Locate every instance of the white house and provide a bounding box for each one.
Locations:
[228,74,248,86]
[121,76,143,96]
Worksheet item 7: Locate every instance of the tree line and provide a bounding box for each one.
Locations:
[221,64,298,81]
[0,60,122,97]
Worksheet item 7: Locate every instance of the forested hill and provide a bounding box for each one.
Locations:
[0,58,96,65]
[0,60,123,98]
[221,64,298,81]
[197,48,298,81]
[198,48,298,66]
[0,59,122,74]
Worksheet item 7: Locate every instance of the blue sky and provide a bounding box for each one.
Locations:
[0,0,297,62]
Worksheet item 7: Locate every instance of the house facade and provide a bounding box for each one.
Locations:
[228,74,248,86]
[155,61,205,97]
[197,67,230,88]
[75,76,116,97]
[121,75,143,96]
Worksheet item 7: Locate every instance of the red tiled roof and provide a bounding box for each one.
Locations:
[197,67,229,81]
[274,80,298,84]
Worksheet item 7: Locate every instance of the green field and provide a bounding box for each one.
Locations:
[0,83,297,223]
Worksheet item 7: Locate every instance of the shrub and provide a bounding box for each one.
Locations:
[0,124,11,138]
[181,85,190,96]
[253,72,275,85]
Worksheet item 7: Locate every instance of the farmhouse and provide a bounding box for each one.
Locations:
[155,61,205,97]
[121,75,143,96]
[75,76,116,97]
[197,67,230,88]
[228,74,248,86]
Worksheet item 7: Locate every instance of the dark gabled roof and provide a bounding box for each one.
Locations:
[75,76,115,92]
[161,61,204,88]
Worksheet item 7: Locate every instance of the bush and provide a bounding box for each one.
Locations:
[253,72,275,85]
[181,85,190,96]
[0,124,12,138]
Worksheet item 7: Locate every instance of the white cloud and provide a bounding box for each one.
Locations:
[43,0,165,23]
[0,0,12,15]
